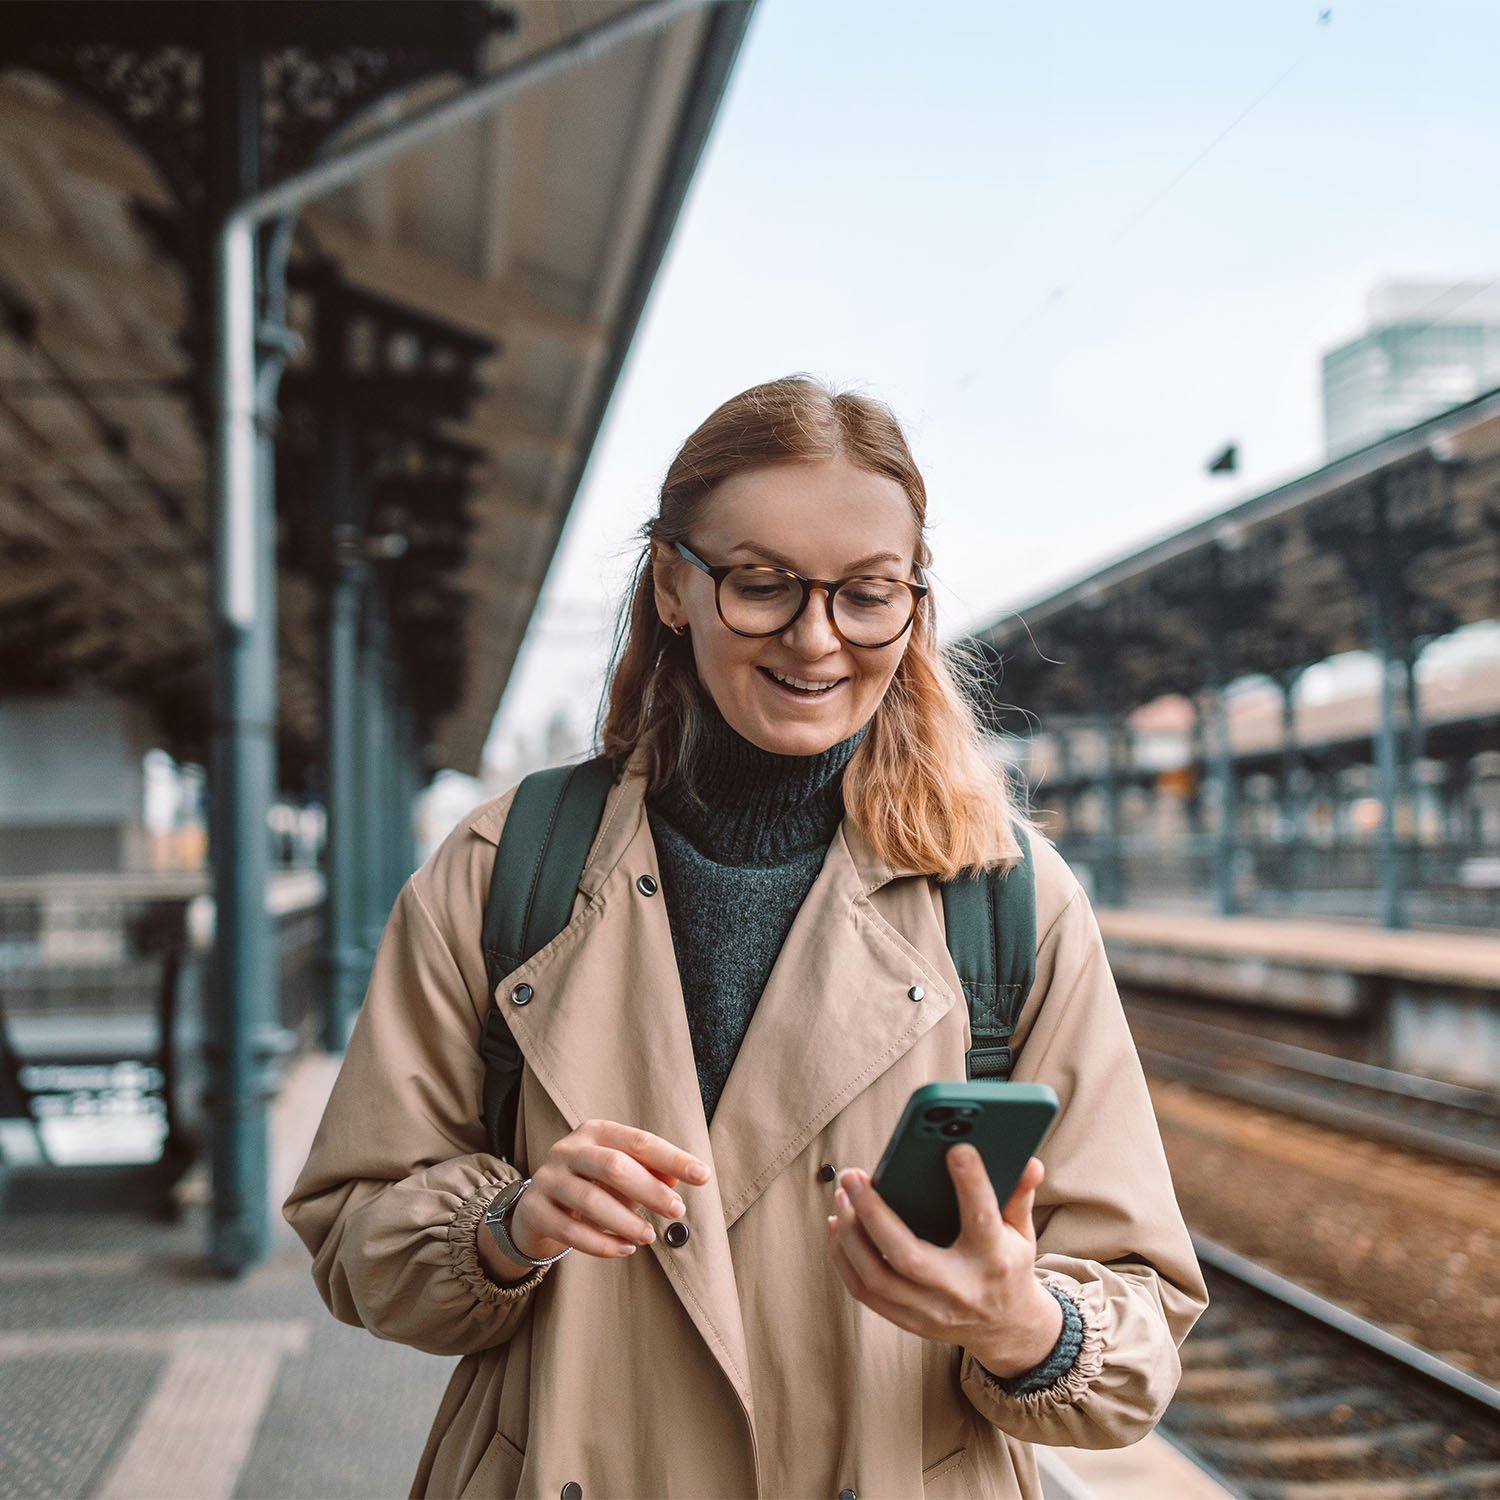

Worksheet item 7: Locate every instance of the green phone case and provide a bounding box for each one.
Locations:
[870,1082,1059,1246]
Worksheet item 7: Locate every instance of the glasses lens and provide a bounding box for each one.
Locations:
[718,567,803,633]
[832,579,915,646]
[717,567,915,645]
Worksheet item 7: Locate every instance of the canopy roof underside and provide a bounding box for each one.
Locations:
[0,1,751,780]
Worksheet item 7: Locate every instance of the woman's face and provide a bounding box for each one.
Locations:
[654,456,920,758]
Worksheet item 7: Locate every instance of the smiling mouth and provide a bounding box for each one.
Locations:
[760,667,845,697]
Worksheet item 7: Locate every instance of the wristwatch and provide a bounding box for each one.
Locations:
[483,1178,571,1268]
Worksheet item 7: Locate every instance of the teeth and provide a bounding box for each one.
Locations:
[770,671,837,693]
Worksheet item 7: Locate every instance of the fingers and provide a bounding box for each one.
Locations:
[827,1210,924,1331]
[999,1156,1045,1237]
[523,1120,711,1263]
[588,1120,710,1190]
[561,1140,687,1221]
[947,1143,1002,1244]
[831,1174,935,1291]
[510,1183,646,1260]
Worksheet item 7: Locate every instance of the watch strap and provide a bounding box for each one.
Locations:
[484,1177,571,1268]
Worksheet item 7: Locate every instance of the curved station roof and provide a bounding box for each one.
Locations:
[0,1,753,781]
[970,388,1500,729]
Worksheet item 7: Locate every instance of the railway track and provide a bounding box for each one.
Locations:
[1127,1002,1500,1173]
[1163,1237,1500,1499]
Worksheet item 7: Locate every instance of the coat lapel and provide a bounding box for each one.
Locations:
[495,776,757,1418]
[708,823,961,1229]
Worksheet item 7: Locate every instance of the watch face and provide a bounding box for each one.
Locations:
[485,1178,526,1223]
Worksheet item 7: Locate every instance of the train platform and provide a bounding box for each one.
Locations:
[0,1053,1232,1500]
[1096,905,1500,1089]
[1097,907,1500,989]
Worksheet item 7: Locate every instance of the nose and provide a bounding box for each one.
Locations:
[781,586,842,658]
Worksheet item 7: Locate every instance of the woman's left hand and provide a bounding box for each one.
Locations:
[827,1146,1063,1378]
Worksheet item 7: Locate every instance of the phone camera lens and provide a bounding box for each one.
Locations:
[941,1120,972,1138]
[924,1107,956,1124]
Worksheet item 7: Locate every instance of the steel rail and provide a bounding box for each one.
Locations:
[1156,1236,1500,1498]
[1132,1003,1498,1113]
[1137,1044,1500,1172]
[1192,1234,1500,1415]
[1130,1006,1500,1173]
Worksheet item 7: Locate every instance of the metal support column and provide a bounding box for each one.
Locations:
[1403,641,1425,839]
[1204,572,1238,917]
[359,595,391,955]
[324,386,368,1047]
[1367,488,1406,929]
[205,33,276,1276]
[1276,671,1302,841]
[383,653,406,909]
[1094,708,1124,908]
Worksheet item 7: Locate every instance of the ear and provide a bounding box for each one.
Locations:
[651,540,687,629]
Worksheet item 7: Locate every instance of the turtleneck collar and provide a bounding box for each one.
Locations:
[647,692,866,867]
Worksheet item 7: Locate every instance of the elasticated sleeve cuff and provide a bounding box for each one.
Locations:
[450,1180,551,1305]
[963,1274,1105,1418]
[987,1281,1086,1397]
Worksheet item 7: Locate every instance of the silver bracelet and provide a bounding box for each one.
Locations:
[483,1177,572,1268]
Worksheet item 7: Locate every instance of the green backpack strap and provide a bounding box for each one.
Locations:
[479,755,615,1162]
[941,827,1036,1082]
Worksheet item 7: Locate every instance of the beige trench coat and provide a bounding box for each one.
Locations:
[285,769,1207,1500]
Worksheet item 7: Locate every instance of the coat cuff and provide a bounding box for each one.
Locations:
[988,1282,1085,1396]
[964,1274,1104,1415]
[449,1178,551,1305]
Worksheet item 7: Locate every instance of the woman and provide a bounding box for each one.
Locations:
[286,376,1207,1500]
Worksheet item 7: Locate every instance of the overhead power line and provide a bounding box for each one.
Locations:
[992,10,1335,356]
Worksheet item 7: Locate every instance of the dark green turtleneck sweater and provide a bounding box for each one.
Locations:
[646,700,864,1122]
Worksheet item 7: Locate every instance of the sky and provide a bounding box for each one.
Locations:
[478,0,1500,774]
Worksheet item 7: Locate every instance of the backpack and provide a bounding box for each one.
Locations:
[478,757,1036,1164]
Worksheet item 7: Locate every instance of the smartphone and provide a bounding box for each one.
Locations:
[870,1082,1059,1246]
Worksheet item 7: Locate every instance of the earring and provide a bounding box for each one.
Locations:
[670,622,688,637]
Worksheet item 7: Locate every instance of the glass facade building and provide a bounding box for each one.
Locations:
[1322,281,1500,458]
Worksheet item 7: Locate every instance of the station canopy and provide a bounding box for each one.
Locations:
[0,1,751,782]
[969,388,1500,728]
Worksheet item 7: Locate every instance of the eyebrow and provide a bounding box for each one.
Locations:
[725,541,908,574]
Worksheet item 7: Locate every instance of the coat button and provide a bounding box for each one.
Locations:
[664,1221,690,1248]
[818,1162,837,1183]
[511,983,534,1006]
[839,1490,858,1500]
[561,1485,583,1500]
[908,985,924,1002]
[636,874,659,896]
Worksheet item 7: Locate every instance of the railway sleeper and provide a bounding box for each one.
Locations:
[1188,1417,1449,1467]
[1174,1355,1333,1400]
[1164,1384,1410,1433]
[1181,1326,1303,1363]
[1249,1461,1500,1500]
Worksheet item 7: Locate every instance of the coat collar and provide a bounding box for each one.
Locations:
[569,758,920,899]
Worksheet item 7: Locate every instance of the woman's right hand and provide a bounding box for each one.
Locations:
[506,1120,711,1266]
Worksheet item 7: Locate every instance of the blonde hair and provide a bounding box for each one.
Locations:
[599,375,1027,878]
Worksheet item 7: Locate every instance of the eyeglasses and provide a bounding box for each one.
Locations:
[674,541,927,649]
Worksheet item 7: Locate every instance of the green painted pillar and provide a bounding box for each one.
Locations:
[1367,488,1406,930]
[360,597,391,957]
[323,392,367,1048]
